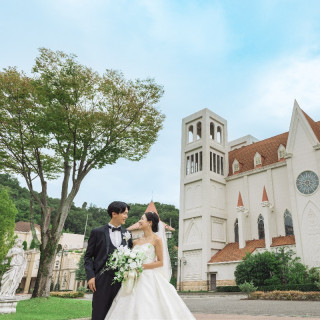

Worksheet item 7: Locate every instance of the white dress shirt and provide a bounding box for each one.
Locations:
[108,223,122,247]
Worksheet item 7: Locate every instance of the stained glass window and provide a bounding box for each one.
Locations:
[296,171,319,195]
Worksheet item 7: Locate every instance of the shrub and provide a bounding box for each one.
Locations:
[235,251,280,286]
[77,286,88,293]
[239,281,258,298]
[257,283,319,292]
[170,276,177,287]
[309,267,320,283]
[250,290,320,301]
[235,248,315,288]
[50,291,85,298]
[22,241,28,251]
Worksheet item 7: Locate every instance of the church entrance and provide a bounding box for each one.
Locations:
[210,273,216,291]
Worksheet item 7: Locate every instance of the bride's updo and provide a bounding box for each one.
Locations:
[145,211,159,232]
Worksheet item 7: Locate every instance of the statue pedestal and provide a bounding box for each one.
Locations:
[0,297,18,314]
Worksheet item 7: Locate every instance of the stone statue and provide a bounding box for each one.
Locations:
[0,238,27,297]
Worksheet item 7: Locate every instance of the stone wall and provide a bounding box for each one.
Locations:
[217,279,236,286]
[180,280,208,291]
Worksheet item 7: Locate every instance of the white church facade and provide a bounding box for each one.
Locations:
[178,101,320,291]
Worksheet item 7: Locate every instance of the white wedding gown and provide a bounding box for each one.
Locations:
[105,243,195,320]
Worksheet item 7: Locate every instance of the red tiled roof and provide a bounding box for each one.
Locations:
[145,201,158,214]
[127,201,175,232]
[15,221,40,232]
[208,239,265,263]
[208,235,296,263]
[228,110,320,176]
[301,110,320,142]
[270,235,295,247]
[237,192,244,207]
[262,186,269,202]
[127,221,175,232]
[228,132,288,176]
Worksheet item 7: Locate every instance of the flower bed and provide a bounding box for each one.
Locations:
[50,291,85,298]
[250,290,320,301]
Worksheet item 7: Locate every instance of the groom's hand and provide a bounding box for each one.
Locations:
[88,277,96,292]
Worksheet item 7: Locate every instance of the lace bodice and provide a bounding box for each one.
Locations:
[134,243,156,264]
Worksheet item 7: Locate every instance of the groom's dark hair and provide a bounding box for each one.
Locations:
[107,201,130,218]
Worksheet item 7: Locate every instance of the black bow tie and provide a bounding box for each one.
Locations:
[109,225,121,232]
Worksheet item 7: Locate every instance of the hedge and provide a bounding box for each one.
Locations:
[50,291,85,298]
[250,290,320,301]
[257,283,319,292]
[216,286,241,292]
[216,283,319,293]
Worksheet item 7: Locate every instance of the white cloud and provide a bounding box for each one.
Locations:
[242,53,320,137]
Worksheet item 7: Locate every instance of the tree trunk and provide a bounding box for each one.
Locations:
[32,235,58,297]
[31,185,81,297]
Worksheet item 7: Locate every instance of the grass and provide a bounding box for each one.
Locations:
[0,297,91,320]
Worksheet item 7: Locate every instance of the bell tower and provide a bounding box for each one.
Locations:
[178,108,228,291]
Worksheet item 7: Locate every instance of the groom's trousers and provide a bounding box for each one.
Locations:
[92,270,121,320]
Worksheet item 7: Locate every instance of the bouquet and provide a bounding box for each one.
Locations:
[105,245,145,294]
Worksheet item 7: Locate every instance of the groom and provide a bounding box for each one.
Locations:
[84,201,133,320]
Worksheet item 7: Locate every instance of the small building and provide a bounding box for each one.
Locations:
[15,222,85,293]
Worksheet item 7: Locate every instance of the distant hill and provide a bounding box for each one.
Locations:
[0,174,179,242]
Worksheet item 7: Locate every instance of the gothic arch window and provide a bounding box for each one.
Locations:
[210,122,215,140]
[254,152,262,167]
[217,126,222,144]
[234,219,239,243]
[278,144,286,160]
[188,125,193,143]
[284,210,294,236]
[258,214,265,239]
[196,122,202,140]
[233,159,239,173]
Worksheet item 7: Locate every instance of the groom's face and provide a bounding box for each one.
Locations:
[113,208,129,225]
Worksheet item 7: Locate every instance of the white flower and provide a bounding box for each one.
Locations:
[129,252,136,259]
[129,262,137,269]
[123,231,132,242]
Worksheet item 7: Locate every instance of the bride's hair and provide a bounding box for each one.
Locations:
[145,211,159,232]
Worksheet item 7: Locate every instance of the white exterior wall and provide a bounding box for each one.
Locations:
[179,103,320,290]
[208,262,239,283]
[59,233,84,249]
[271,166,291,236]
[286,108,320,267]
[179,109,228,290]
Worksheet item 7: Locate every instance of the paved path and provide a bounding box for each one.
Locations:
[181,294,320,319]
[18,293,320,319]
[194,315,320,320]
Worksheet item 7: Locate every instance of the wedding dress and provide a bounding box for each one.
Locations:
[105,243,195,320]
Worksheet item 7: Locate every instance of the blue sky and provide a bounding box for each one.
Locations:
[1,0,320,209]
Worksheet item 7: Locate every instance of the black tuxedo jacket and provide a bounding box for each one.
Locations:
[84,225,133,281]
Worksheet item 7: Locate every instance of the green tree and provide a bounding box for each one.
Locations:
[75,252,87,281]
[0,188,17,278]
[235,251,280,286]
[0,48,165,297]
[235,248,312,287]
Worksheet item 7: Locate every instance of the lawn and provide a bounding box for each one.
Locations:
[0,297,91,320]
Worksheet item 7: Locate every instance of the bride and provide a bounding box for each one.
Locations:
[105,211,195,320]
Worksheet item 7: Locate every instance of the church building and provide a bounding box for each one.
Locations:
[178,101,320,291]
